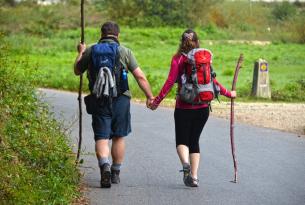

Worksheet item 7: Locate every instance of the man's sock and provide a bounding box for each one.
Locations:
[98,157,110,167]
[111,163,121,171]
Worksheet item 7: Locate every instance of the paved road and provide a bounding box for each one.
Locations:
[40,89,305,205]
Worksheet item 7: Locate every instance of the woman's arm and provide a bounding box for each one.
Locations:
[213,78,236,98]
[150,56,182,109]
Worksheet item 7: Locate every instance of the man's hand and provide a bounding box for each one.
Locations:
[231,91,237,98]
[77,43,86,54]
[146,97,154,109]
[74,43,86,75]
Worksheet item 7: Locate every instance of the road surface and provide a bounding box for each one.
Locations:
[40,89,305,205]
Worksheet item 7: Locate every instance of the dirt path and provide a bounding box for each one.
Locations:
[137,99,305,136]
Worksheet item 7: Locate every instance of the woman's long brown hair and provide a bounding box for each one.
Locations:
[176,29,200,56]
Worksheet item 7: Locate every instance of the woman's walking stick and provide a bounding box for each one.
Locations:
[230,54,243,183]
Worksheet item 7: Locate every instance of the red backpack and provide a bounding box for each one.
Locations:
[179,48,219,104]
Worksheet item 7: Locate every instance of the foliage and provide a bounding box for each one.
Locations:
[0,34,80,204]
[4,26,305,102]
[0,1,106,36]
[272,1,297,21]
[272,77,305,102]
[286,13,305,43]
[1,1,305,102]
[98,0,222,27]
[1,1,305,43]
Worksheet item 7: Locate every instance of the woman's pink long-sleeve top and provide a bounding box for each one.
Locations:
[153,54,232,109]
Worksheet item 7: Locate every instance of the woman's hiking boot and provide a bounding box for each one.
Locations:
[180,163,199,187]
[186,176,199,187]
[180,163,191,186]
[100,163,111,188]
[111,169,120,184]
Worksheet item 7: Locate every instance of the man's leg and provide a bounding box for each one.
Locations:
[111,136,125,164]
[110,96,131,184]
[110,136,125,184]
[92,112,112,188]
[95,139,111,188]
[96,139,110,159]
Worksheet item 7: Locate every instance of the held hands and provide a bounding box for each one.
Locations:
[77,43,86,54]
[146,97,158,110]
[149,99,158,110]
[147,91,237,110]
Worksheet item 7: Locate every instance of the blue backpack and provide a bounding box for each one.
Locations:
[90,42,128,99]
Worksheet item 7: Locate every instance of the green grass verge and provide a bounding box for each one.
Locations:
[0,35,80,204]
[4,27,305,102]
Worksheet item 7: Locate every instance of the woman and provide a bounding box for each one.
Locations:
[149,29,236,187]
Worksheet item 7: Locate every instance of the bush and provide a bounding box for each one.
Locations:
[271,77,305,102]
[272,1,297,21]
[291,13,305,43]
[97,0,222,27]
[0,34,80,204]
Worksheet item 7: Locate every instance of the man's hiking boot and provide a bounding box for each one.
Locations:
[100,163,111,188]
[111,169,120,184]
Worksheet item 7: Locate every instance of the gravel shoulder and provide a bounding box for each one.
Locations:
[135,99,305,136]
[210,101,305,136]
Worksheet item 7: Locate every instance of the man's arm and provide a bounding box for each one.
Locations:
[74,43,86,76]
[131,67,154,107]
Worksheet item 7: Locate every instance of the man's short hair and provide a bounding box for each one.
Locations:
[101,22,120,37]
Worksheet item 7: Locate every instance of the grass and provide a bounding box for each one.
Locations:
[0,34,80,204]
[3,27,305,102]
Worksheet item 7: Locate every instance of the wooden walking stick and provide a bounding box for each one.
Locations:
[76,0,85,164]
[230,54,243,183]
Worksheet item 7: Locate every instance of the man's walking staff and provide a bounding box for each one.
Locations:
[230,54,243,183]
[76,0,85,164]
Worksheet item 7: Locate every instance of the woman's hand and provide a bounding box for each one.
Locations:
[231,91,237,98]
[148,98,158,110]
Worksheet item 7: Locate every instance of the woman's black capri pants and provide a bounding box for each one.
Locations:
[174,107,209,153]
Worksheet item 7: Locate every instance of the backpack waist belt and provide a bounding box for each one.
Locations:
[197,82,214,92]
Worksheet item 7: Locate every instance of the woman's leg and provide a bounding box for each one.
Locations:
[190,153,200,179]
[177,144,190,164]
[174,109,191,165]
[175,108,195,186]
[189,108,209,181]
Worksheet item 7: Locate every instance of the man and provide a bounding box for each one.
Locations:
[74,21,154,188]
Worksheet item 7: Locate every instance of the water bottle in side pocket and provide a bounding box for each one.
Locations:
[121,68,129,92]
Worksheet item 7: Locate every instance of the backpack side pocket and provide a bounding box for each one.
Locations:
[84,94,96,115]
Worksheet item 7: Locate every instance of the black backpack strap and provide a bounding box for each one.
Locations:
[114,46,122,95]
[210,65,217,78]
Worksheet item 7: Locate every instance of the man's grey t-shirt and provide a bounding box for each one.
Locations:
[78,38,138,97]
